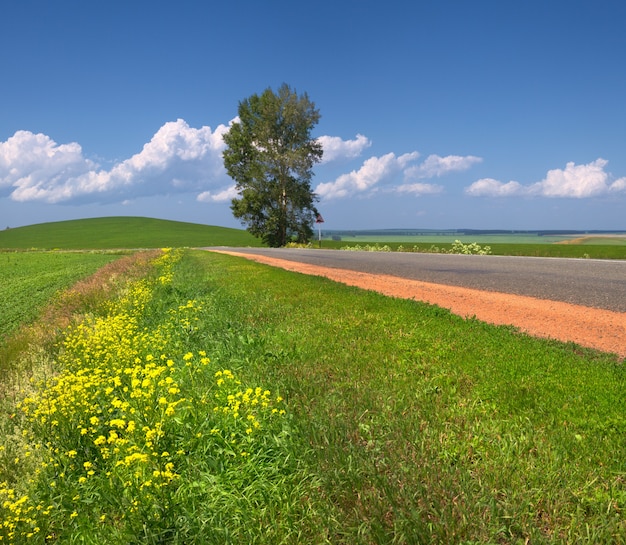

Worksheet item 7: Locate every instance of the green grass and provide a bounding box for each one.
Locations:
[2,249,626,543]
[320,239,626,259]
[0,217,262,250]
[2,217,623,259]
[1,250,317,544]
[179,252,626,543]
[488,242,626,259]
[0,251,122,340]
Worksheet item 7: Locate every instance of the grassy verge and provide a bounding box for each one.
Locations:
[2,249,625,543]
[178,251,626,543]
[0,250,317,544]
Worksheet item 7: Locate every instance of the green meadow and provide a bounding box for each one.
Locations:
[1,218,625,543]
[2,217,625,259]
[0,217,261,250]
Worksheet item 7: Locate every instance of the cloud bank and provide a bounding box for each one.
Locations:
[8,121,618,209]
[0,121,481,205]
[317,134,371,163]
[0,120,230,204]
[466,159,626,198]
[405,154,482,179]
[315,152,481,200]
[0,125,383,205]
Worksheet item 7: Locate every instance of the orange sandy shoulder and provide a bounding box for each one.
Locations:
[213,250,626,359]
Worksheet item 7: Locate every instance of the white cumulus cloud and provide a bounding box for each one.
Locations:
[529,159,617,197]
[405,154,482,179]
[0,131,99,201]
[465,178,526,197]
[317,134,371,163]
[1,122,486,206]
[610,177,626,192]
[197,185,238,203]
[394,183,444,196]
[0,119,231,204]
[465,159,626,198]
[315,150,482,200]
[315,152,420,200]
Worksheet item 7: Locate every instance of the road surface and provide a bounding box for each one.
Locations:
[208,248,626,313]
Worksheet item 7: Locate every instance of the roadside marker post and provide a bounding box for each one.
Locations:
[315,213,324,248]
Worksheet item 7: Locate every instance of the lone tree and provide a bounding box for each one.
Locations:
[223,84,323,247]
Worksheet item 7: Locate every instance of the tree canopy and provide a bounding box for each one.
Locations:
[222,84,323,247]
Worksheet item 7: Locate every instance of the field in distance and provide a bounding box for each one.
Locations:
[0,216,262,250]
[322,228,626,245]
[320,229,626,259]
[1,218,624,258]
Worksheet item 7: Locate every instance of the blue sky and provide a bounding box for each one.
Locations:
[1,0,625,231]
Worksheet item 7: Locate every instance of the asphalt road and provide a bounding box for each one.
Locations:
[210,248,626,313]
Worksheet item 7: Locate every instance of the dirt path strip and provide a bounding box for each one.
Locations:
[211,250,626,359]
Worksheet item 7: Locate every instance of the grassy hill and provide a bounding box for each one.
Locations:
[0,217,263,250]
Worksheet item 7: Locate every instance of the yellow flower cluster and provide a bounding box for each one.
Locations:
[213,370,286,437]
[1,249,181,540]
[1,248,287,542]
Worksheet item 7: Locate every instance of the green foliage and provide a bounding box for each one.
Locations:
[0,217,262,250]
[223,84,323,247]
[283,241,313,248]
[342,240,491,255]
[449,239,492,254]
[333,239,625,258]
[322,232,626,259]
[340,243,393,252]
